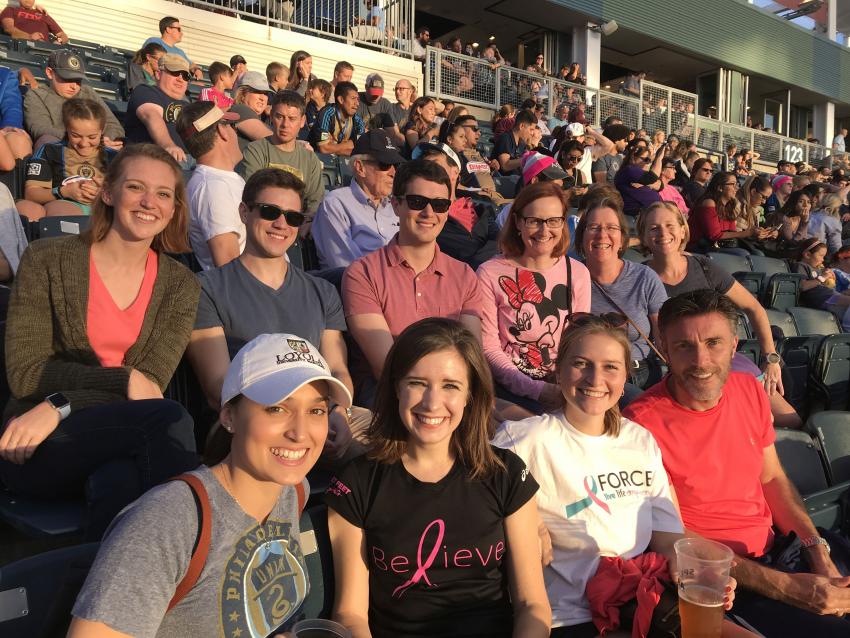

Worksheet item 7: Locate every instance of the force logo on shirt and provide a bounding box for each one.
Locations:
[26,163,42,176]
[221,519,309,637]
[164,102,183,124]
[77,163,96,179]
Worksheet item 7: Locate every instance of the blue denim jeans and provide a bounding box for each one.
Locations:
[0,399,199,539]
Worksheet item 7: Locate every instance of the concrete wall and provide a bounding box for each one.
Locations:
[46,0,423,93]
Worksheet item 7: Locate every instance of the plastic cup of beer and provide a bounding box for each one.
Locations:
[674,538,733,638]
[292,618,352,638]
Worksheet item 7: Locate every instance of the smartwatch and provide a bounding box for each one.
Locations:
[761,352,781,366]
[45,392,71,421]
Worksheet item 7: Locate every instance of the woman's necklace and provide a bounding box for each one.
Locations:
[215,464,258,523]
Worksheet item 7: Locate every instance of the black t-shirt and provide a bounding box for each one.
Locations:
[663,254,735,298]
[356,94,394,129]
[325,447,538,638]
[124,84,188,150]
[493,131,526,176]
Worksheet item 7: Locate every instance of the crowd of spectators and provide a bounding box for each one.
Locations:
[0,7,849,638]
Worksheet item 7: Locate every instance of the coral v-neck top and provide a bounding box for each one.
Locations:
[87,250,158,367]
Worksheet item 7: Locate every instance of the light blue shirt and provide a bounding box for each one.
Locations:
[808,211,842,255]
[143,38,192,64]
[312,179,399,269]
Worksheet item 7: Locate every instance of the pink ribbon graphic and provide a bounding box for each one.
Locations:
[392,519,445,598]
[584,476,611,514]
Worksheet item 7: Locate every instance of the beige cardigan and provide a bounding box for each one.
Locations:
[4,235,200,419]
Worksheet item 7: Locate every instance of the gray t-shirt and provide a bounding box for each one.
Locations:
[590,260,668,359]
[195,258,346,357]
[72,466,309,638]
[663,254,734,298]
[590,153,622,183]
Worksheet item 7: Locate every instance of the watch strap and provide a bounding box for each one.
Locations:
[799,535,830,553]
[46,393,71,420]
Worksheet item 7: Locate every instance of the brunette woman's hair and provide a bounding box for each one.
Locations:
[556,318,631,436]
[131,41,166,66]
[61,98,107,131]
[86,144,190,253]
[499,181,570,258]
[286,50,312,89]
[367,318,503,479]
[779,189,812,218]
[409,96,436,133]
[695,171,740,221]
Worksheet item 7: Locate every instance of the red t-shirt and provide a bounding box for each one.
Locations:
[686,204,736,249]
[0,7,62,40]
[623,372,776,557]
[87,250,158,367]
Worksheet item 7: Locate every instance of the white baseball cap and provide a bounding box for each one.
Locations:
[221,334,353,409]
[566,122,586,137]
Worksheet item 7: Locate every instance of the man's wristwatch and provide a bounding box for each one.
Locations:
[761,352,782,366]
[45,392,71,421]
[800,535,831,553]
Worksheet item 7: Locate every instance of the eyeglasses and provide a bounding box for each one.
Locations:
[395,86,412,92]
[723,182,739,188]
[254,203,306,226]
[568,312,628,331]
[165,69,191,82]
[586,224,622,234]
[521,216,565,229]
[402,194,452,214]
[168,25,182,32]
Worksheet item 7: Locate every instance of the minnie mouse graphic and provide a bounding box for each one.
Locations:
[498,268,569,380]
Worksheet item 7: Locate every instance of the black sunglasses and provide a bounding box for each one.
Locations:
[402,194,451,214]
[165,69,191,82]
[364,159,395,171]
[255,203,306,226]
[462,125,480,132]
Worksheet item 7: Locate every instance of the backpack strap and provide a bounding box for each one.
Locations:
[167,473,212,612]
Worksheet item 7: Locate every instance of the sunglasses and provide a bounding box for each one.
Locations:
[364,159,395,171]
[565,155,583,163]
[462,125,480,132]
[402,194,451,214]
[568,312,629,331]
[168,25,182,32]
[255,203,306,226]
[165,69,191,82]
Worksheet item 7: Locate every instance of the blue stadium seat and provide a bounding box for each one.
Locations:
[765,308,798,338]
[0,488,85,538]
[299,505,335,620]
[779,335,820,417]
[338,157,354,187]
[807,411,850,485]
[749,254,790,277]
[735,310,752,340]
[732,271,763,298]
[810,334,850,411]
[735,339,761,367]
[762,273,804,311]
[774,428,849,532]
[0,542,99,635]
[706,251,751,274]
[787,306,841,336]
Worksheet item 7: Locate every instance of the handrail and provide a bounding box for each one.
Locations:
[171,0,414,57]
[424,46,832,165]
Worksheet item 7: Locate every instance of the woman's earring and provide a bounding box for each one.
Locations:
[223,423,233,433]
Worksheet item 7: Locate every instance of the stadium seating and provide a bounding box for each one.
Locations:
[38,216,91,239]
[735,310,752,340]
[787,306,841,336]
[779,335,819,417]
[735,339,761,367]
[732,271,763,298]
[762,272,804,311]
[765,308,798,338]
[810,334,850,412]
[806,411,850,485]
[774,428,849,533]
[705,251,750,275]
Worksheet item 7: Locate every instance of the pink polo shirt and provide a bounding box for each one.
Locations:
[342,236,483,336]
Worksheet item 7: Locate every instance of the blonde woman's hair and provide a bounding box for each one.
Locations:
[636,200,690,254]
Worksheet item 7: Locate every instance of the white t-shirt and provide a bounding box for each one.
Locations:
[187,165,247,271]
[577,146,593,184]
[833,134,846,153]
[492,412,682,628]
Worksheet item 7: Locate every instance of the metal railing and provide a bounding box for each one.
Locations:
[178,0,414,57]
[423,48,832,165]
